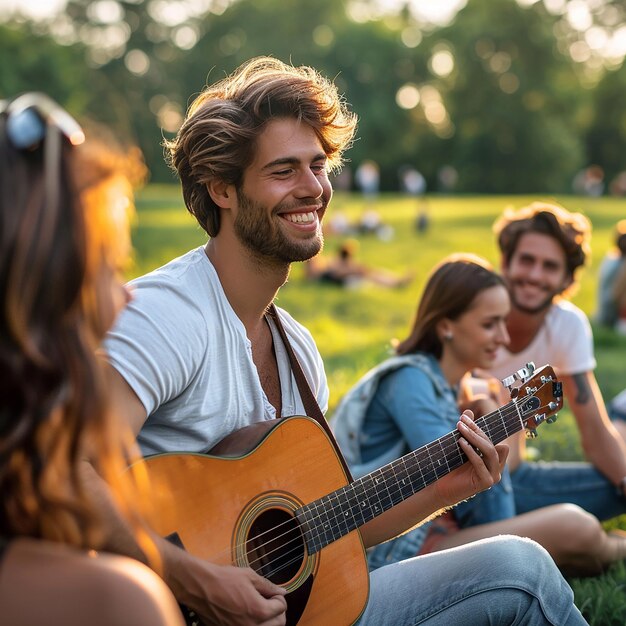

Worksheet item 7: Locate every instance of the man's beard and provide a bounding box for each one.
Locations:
[234,189,324,265]
[508,282,556,315]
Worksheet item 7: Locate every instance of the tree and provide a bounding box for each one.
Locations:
[0,0,603,192]
[0,23,92,115]
[420,0,587,193]
[584,61,626,190]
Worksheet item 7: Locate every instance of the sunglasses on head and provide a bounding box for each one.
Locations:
[1,92,85,150]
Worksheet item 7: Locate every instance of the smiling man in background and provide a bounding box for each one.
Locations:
[491,202,626,521]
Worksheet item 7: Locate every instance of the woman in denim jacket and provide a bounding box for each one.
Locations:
[332,253,626,576]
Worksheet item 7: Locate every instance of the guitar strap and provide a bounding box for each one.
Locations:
[266,304,353,481]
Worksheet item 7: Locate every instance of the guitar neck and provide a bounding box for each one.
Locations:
[297,401,523,554]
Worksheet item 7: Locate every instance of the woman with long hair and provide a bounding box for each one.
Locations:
[333,253,626,576]
[0,93,183,625]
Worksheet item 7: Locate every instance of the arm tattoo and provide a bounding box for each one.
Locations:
[571,373,591,404]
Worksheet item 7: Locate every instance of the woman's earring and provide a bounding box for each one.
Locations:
[444,332,453,341]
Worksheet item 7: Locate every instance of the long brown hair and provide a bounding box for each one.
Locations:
[396,253,505,359]
[0,98,146,549]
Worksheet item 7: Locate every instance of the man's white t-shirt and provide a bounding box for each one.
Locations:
[105,247,328,456]
[491,299,596,382]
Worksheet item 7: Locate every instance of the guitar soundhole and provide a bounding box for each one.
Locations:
[246,508,305,585]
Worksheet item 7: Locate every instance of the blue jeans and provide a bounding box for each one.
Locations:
[367,458,625,571]
[511,460,626,521]
[358,536,587,625]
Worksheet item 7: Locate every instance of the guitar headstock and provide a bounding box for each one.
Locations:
[503,363,563,438]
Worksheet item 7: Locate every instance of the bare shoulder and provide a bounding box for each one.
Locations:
[0,538,183,626]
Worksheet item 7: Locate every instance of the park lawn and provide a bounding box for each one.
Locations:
[132,186,626,625]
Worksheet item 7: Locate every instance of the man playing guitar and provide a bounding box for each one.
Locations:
[95,58,586,626]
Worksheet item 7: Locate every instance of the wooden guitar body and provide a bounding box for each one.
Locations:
[135,363,562,626]
[137,416,369,626]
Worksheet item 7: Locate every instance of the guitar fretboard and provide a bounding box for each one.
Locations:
[296,401,523,554]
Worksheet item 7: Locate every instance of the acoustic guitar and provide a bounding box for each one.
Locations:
[135,363,562,626]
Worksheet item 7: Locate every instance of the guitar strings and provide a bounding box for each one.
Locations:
[207,394,553,577]
[245,407,518,573]
[227,401,531,574]
[246,425,511,579]
[213,399,534,573]
[245,405,525,579]
[249,393,559,578]
[236,400,547,579]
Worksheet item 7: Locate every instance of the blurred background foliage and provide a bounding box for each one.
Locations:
[2,0,626,193]
[3,3,626,619]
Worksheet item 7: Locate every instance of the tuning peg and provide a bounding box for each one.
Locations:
[546,415,558,424]
[501,373,517,389]
[526,428,538,439]
[548,402,558,411]
[501,373,520,397]
[516,362,536,383]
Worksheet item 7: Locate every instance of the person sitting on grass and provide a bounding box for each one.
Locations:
[595,219,626,329]
[333,253,626,577]
[0,93,184,626]
[490,202,626,509]
[305,239,413,288]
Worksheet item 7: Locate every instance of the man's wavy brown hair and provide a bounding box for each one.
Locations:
[166,56,358,237]
[494,201,591,297]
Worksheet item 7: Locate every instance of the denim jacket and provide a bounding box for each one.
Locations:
[331,352,514,569]
[331,353,456,477]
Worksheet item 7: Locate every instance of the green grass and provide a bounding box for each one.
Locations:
[130,187,626,625]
